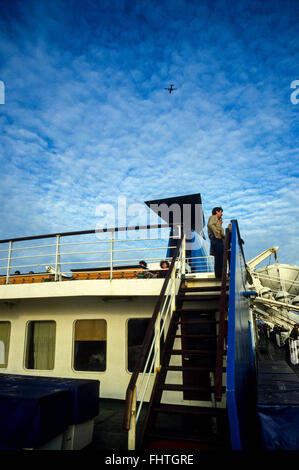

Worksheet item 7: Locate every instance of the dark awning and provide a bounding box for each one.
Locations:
[145,193,205,234]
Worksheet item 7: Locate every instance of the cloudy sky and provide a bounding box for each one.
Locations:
[0,0,298,265]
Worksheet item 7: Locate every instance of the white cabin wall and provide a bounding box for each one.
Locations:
[0,296,156,400]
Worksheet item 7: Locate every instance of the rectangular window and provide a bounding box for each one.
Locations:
[73,320,107,371]
[0,322,11,368]
[127,318,165,373]
[25,321,56,370]
[127,318,153,373]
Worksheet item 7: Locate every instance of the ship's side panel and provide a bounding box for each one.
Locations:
[226,221,255,450]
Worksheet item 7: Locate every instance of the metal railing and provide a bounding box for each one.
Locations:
[0,225,175,282]
[185,255,214,273]
[123,233,185,450]
[0,225,214,283]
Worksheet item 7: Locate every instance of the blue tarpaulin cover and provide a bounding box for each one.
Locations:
[0,382,71,447]
[257,361,299,449]
[0,374,100,448]
[0,374,99,424]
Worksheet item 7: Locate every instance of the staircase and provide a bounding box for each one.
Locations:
[139,277,230,450]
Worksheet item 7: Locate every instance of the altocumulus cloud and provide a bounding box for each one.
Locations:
[0,0,298,264]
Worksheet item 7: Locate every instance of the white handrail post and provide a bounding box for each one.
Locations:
[182,233,186,276]
[154,312,161,372]
[171,261,176,313]
[6,241,13,284]
[110,231,114,280]
[176,224,181,240]
[55,235,61,281]
[128,386,137,450]
[0,340,5,365]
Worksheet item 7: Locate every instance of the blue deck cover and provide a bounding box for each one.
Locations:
[0,374,100,449]
[257,361,299,450]
[0,382,71,448]
[0,373,99,424]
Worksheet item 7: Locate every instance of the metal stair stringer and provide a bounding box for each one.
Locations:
[139,304,182,449]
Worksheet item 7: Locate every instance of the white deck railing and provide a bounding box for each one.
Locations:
[0,226,213,283]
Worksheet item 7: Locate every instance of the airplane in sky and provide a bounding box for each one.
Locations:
[164,84,177,93]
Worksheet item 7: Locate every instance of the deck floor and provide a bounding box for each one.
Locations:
[84,399,148,451]
[257,334,299,377]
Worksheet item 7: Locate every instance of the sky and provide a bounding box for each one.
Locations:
[0,0,298,266]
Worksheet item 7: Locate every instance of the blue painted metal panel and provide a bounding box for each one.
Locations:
[167,227,213,273]
[226,220,256,449]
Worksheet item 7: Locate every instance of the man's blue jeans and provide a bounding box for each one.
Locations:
[210,237,224,278]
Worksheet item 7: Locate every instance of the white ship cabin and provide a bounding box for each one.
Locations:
[0,225,216,402]
[0,195,224,412]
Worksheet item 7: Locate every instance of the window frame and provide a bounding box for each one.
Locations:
[24,320,57,371]
[126,317,156,374]
[0,321,11,369]
[72,319,107,373]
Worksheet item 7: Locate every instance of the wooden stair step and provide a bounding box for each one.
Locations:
[146,431,224,447]
[177,320,218,325]
[168,349,227,357]
[177,309,217,316]
[173,334,217,339]
[169,349,216,356]
[181,287,227,294]
[160,384,225,393]
[180,294,224,300]
[165,365,224,372]
[178,291,217,296]
[162,384,211,392]
[176,316,218,322]
[181,286,223,292]
[179,295,220,301]
[178,314,218,320]
[152,404,227,416]
[177,313,218,319]
[177,306,218,313]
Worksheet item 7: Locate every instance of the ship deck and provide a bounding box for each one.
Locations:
[83,399,148,451]
[257,334,299,378]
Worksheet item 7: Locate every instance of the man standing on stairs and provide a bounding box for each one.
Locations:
[207,207,224,279]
